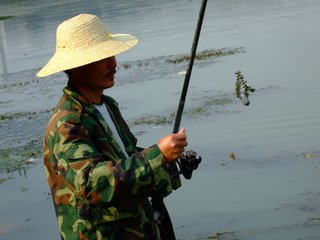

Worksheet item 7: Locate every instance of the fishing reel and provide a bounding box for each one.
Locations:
[165,150,202,180]
[178,150,202,179]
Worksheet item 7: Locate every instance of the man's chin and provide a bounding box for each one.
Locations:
[104,78,115,89]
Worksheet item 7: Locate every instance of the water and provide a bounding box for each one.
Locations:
[1,0,320,239]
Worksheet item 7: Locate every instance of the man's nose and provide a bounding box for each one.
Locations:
[109,56,117,68]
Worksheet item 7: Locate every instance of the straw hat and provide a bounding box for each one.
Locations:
[37,13,138,77]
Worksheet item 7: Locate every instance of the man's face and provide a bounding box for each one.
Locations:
[74,56,117,90]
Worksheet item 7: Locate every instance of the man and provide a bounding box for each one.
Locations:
[37,13,188,239]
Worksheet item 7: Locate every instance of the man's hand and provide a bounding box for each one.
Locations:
[157,128,188,163]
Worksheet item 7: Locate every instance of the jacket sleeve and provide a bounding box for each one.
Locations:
[50,121,173,205]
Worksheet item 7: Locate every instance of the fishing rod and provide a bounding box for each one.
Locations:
[173,0,208,134]
[168,0,207,183]
[151,2,207,240]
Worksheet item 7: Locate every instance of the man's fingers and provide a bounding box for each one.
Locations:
[157,129,189,162]
[178,128,185,134]
[178,140,188,148]
[175,128,187,140]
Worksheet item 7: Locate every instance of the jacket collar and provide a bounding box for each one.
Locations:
[63,86,98,115]
[63,86,129,159]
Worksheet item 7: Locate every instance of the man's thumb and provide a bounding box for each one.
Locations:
[179,128,185,134]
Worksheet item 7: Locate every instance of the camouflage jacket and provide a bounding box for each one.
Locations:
[44,87,179,240]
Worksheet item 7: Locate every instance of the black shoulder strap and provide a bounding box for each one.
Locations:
[152,197,176,240]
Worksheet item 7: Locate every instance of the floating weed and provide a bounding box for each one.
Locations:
[121,63,131,69]
[0,111,37,121]
[133,130,147,136]
[189,107,207,115]
[207,231,237,239]
[117,47,244,71]
[0,157,34,184]
[303,152,317,158]
[20,187,28,192]
[166,48,244,64]
[187,94,235,117]
[0,78,40,90]
[0,100,13,106]
[204,96,234,106]
[131,114,175,126]
[229,152,236,160]
[307,214,320,225]
[0,108,53,121]
[0,16,15,21]
[0,139,41,183]
[130,93,236,127]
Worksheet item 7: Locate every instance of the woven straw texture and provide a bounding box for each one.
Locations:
[37,14,138,77]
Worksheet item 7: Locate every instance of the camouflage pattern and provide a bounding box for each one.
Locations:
[44,86,180,239]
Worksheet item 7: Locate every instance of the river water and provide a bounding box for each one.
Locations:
[0,0,320,239]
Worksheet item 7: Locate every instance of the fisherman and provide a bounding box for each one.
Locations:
[37,13,189,239]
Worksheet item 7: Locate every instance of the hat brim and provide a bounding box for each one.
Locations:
[37,33,138,77]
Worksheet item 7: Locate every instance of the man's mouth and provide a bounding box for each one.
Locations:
[106,69,117,79]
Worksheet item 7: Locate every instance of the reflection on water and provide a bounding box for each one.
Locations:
[1,0,320,239]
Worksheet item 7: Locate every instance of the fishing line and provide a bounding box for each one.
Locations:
[238,4,250,69]
[234,3,255,107]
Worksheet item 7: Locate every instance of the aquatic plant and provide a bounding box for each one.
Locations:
[0,157,35,184]
[0,139,41,183]
[0,16,14,21]
[166,48,244,64]
[235,70,255,106]
[228,152,236,160]
[121,63,131,69]
[117,47,244,72]
[129,93,236,127]
[0,78,40,90]
[0,108,52,121]
[207,231,237,239]
[189,107,206,115]
[131,114,175,126]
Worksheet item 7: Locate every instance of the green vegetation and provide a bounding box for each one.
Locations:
[235,70,255,99]
[130,94,234,126]
[206,231,236,239]
[235,70,255,106]
[118,47,244,70]
[0,78,40,90]
[0,139,41,184]
[166,48,244,64]
[0,16,15,21]
[131,114,175,126]
[121,63,131,69]
[0,108,52,121]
